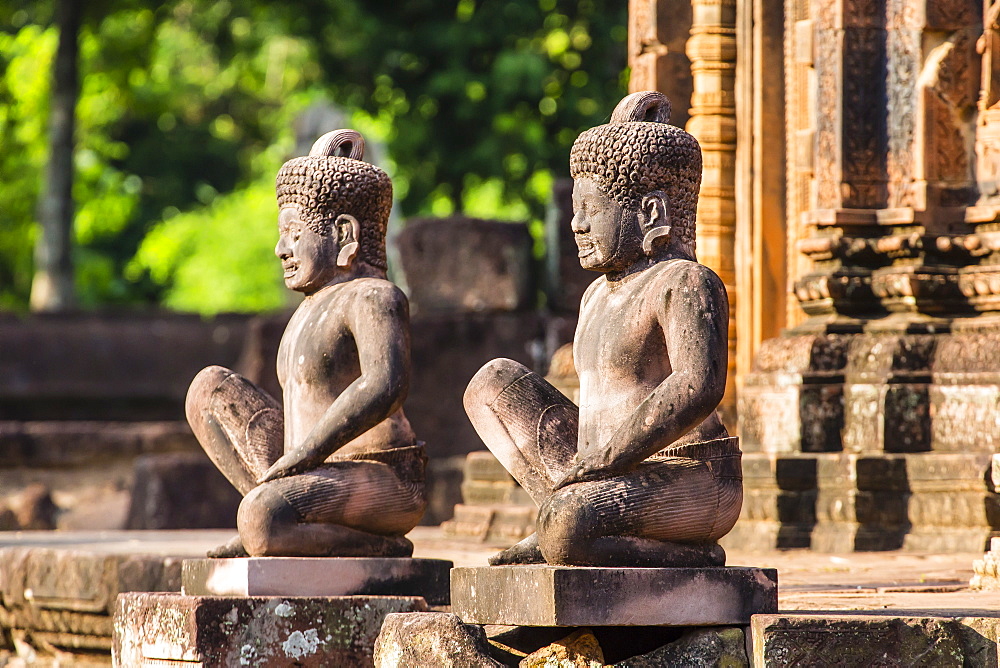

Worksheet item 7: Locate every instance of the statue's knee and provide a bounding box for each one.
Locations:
[237,484,298,556]
[185,365,234,424]
[464,358,532,410]
[537,490,595,563]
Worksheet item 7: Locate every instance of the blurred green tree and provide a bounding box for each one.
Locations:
[0,0,627,313]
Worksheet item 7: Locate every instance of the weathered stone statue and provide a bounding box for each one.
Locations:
[185,130,426,558]
[464,91,742,568]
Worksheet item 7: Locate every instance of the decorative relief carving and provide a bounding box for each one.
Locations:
[886,0,919,207]
[814,26,840,209]
[842,28,888,207]
[794,271,879,315]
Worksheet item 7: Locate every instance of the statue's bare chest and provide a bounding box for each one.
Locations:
[574,276,670,382]
[277,295,359,392]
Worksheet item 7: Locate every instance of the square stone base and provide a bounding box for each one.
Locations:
[451,565,778,626]
[113,592,427,667]
[182,557,452,605]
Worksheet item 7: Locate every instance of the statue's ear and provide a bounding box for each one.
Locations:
[335,214,360,267]
[640,191,671,256]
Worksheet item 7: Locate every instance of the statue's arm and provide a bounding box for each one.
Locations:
[555,263,728,487]
[258,284,410,482]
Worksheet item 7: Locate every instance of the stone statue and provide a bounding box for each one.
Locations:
[464,92,742,568]
[185,130,426,558]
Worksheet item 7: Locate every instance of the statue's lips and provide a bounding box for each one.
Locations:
[575,238,595,257]
[282,262,299,278]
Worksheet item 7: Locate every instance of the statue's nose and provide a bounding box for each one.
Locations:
[275,235,291,258]
[571,214,589,234]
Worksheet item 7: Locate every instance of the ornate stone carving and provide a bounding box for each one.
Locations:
[686,0,738,425]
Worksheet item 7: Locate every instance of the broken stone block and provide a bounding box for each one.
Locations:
[12,483,57,530]
[519,629,604,667]
[125,452,241,530]
[182,557,453,605]
[114,592,426,667]
[373,612,502,668]
[451,566,777,627]
[397,217,536,314]
[612,626,748,667]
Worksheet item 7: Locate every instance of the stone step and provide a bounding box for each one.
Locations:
[439,504,536,546]
[462,450,515,483]
[460,479,534,506]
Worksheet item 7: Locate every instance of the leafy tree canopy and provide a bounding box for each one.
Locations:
[0,0,627,313]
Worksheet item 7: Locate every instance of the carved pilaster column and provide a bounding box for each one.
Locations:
[686,0,738,425]
[628,0,693,129]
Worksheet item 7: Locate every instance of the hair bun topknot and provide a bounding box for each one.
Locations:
[610,91,671,125]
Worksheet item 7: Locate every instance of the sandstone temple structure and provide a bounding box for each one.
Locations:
[630,0,1000,551]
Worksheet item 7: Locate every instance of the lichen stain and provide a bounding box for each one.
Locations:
[283,628,325,658]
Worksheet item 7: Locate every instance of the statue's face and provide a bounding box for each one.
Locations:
[571,177,640,273]
[275,206,339,293]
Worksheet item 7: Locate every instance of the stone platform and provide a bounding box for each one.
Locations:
[451,565,778,626]
[182,557,452,605]
[114,592,426,666]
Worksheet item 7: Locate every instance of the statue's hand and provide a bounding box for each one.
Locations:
[552,448,641,491]
[257,449,322,484]
[552,459,605,491]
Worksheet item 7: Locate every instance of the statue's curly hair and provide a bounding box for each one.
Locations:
[275,130,391,271]
[569,91,701,257]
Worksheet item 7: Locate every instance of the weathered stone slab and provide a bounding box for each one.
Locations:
[182,557,452,605]
[373,612,502,667]
[451,566,777,627]
[114,592,426,667]
[752,613,1000,667]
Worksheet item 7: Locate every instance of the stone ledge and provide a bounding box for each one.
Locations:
[182,557,453,605]
[451,565,777,627]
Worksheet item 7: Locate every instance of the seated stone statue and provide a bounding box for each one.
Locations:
[464,92,742,568]
[186,130,426,558]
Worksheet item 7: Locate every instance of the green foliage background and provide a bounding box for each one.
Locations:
[0,0,627,313]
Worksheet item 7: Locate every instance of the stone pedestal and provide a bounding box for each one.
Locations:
[451,565,777,627]
[114,592,426,667]
[114,557,453,667]
[374,565,775,666]
[182,557,452,605]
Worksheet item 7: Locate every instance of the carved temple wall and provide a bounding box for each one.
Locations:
[631,0,1000,551]
[629,0,739,426]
